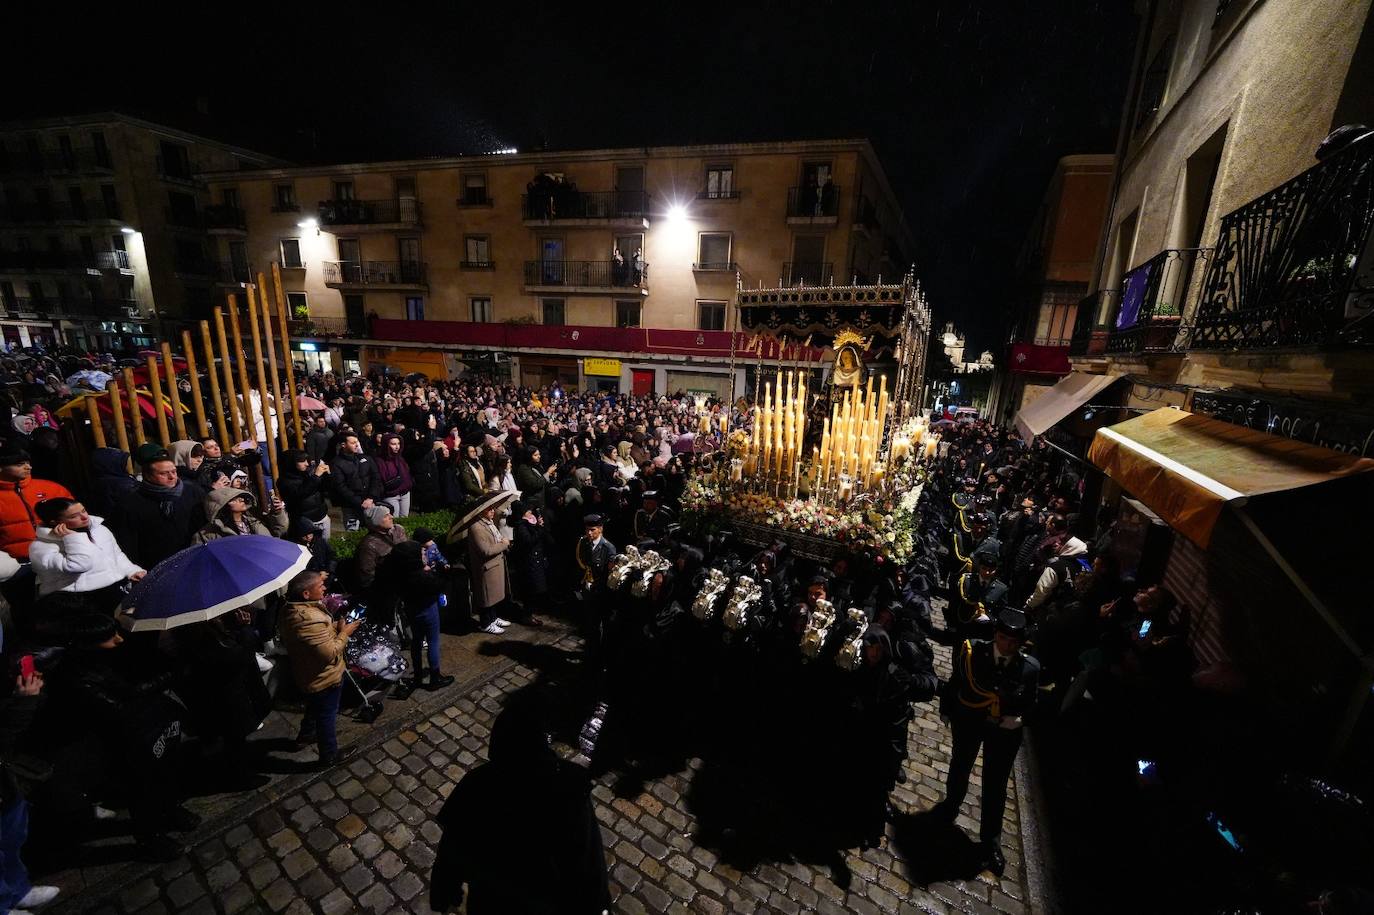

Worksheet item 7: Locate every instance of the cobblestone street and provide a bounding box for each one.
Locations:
[52,603,1045,915]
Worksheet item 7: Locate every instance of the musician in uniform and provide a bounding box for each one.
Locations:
[933,608,1039,875]
[949,552,1007,640]
[632,491,674,543]
[575,513,618,664]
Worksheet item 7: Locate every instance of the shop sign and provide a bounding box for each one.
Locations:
[584,357,621,377]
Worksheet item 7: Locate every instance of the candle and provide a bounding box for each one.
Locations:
[925,437,938,460]
[819,420,831,488]
[731,458,743,482]
[838,474,853,503]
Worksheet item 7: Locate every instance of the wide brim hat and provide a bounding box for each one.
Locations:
[452,490,517,533]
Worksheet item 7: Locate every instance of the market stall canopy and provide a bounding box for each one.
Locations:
[1013,371,1120,441]
[1087,407,1374,548]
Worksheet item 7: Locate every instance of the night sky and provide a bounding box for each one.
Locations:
[7,2,1137,352]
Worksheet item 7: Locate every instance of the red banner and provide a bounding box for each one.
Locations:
[1009,342,1070,375]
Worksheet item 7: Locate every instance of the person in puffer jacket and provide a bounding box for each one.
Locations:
[29,498,145,616]
[193,486,289,543]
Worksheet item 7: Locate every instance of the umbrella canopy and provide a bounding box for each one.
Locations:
[121,536,311,631]
[449,490,517,536]
[56,388,185,420]
[297,394,327,411]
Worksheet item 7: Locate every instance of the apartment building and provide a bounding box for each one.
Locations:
[0,113,283,350]
[202,139,915,393]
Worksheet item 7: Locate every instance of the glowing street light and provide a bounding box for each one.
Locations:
[297,218,319,230]
[120,226,136,235]
[667,203,687,222]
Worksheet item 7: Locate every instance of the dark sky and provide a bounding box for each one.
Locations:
[8,2,1137,352]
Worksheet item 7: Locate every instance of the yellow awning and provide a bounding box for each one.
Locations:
[1014,371,1120,440]
[1087,407,1374,547]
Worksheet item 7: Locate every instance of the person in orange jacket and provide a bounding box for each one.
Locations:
[0,447,73,561]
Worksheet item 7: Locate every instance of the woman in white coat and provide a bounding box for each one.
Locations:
[29,497,145,615]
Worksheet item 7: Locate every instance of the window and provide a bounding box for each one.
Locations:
[27,281,45,306]
[1134,34,1176,132]
[91,131,110,168]
[698,300,727,331]
[287,292,309,319]
[704,166,735,199]
[221,188,240,208]
[696,233,733,269]
[168,190,197,226]
[461,172,489,205]
[406,297,425,321]
[33,188,53,220]
[229,240,249,281]
[100,184,119,219]
[57,136,74,170]
[280,238,303,269]
[332,181,355,201]
[159,141,191,179]
[463,235,491,267]
[344,294,366,333]
[470,297,492,322]
[273,184,298,212]
[79,236,96,262]
[67,187,86,219]
[615,300,641,328]
[541,298,565,325]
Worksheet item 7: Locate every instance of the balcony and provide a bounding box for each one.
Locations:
[786,185,841,224]
[216,260,253,285]
[520,189,650,227]
[1189,139,1374,350]
[156,155,203,184]
[287,315,360,338]
[853,197,880,234]
[1105,248,1210,354]
[204,205,247,233]
[456,189,492,208]
[696,188,740,201]
[164,206,203,229]
[2,297,52,317]
[317,199,421,231]
[93,250,131,271]
[323,260,427,289]
[522,259,648,294]
[781,261,835,287]
[460,260,495,270]
[693,261,738,273]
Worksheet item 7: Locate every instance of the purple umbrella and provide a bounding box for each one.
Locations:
[121,535,311,632]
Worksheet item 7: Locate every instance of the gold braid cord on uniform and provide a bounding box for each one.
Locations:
[956,639,1001,718]
[956,574,986,625]
[576,540,595,586]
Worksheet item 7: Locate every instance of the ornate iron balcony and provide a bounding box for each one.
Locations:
[522,259,648,289]
[520,189,649,221]
[318,198,421,226]
[1105,248,1210,354]
[1190,138,1374,350]
[786,185,841,220]
[323,260,427,286]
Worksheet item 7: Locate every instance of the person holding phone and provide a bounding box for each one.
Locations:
[29,498,145,612]
[279,570,361,767]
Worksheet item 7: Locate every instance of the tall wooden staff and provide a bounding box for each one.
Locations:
[257,271,289,454]
[272,262,304,448]
[108,377,130,456]
[145,356,171,446]
[84,396,107,448]
[202,319,232,446]
[229,300,258,448]
[181,329,210,438]
[122,367,146,446]
[160,342,187,441]
[246,283,280,488]
[215,305,246,443]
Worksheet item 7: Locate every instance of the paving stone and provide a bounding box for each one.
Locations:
[281,847,316,880]
[357,883,397,912]
[222,881,256,913]
[327,843,359,873]
[336,813,366,839]
[404,841,437,869]
[205,859,240,892]
[375,849,406,879]
[266,828,302,856]
[341,861,375,894]
[613,863,643,893]
[353,831,385,860]
[165,873,206,908]
[118,878,161,910]
[247,859,282,890]
[392,870,425,901]
[640,882,673,913]
[383,823,414,850]
[318,798,349,821]
[262,878,296,912]
[318,888,353,915]
[234,837,267,866]
[296,868,335,899]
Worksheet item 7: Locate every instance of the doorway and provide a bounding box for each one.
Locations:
[540,237,565,284]
[632,369,655,396]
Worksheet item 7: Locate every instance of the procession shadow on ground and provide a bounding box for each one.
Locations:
[885,808,991,885]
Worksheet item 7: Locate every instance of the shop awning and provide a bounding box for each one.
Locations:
[1013,371,1120,441]
[1087,407,1374,547]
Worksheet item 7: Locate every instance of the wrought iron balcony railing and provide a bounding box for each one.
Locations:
[693,261,738,272]
[323,261,427,286]
[94,250,130,270]
[288,315,357,337]
[520,189,649,221]
[203,205,247,231]
[781,261,835,286]
[317,199,421,226]
[1105,248,1210,354]
[1190,138,1374,350]
[522,259,648,288]
[1068,290,1120,357]
[786,185,841,219]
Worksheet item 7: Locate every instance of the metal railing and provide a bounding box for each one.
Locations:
[203,205,247,231]
[4,297,51,315]
[217,260,253,284]
[520,189,649,221]
[786,185,841,219]
[697,188,740,200]
[94,250,130,270]
[781,261,834,286]
[523,259,648,288]
[288,315,356,337]
[1190,139,1374,350]
[693,261,738,271]
[1068,290,1120,357]
[1105,248,1210,354]
[317,198,422,226]
[322,260,428,286]
[460,260,494,269]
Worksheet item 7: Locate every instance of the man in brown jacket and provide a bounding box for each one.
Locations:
[467,503,512,634]
[279,570,360,766]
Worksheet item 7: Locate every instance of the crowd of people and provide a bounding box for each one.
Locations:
[0,344,1362,914]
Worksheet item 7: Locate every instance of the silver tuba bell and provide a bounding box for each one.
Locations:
[692,568,729,621]
[607,545,641,590]
[722,575,761,633]
[835,607,871,671]
[630,550,670,598]
[800,598,837,661]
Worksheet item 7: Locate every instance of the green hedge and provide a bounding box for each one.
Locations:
[331,509,455,559]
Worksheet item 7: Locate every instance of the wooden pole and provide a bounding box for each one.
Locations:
[182,329,210,438]
[257,271,289,455]
[272,262,304,448]
[246,283,280,487]
[84,395,107,448]
[202,319,231,446]
[161,341,187,441]
[108,378,130,456]
[215,303,245,442]
[145,356,171,446]
[122,367,146,446]
[229,299,258,447]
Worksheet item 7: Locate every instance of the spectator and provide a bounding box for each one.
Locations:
[0,448,73,562]
[375,433,415,519]
[511,501,552,626]
[85,448,136,519]
[166,440,205,486]
[329,433,381,532]
[355,505,405,594]
[29,498,144,613]
[289,516,336,574]
[305,415,333,464]
[278,570,359,767]
[0,637,60,913]
[277,449,332,539]
[193,487,289,543]
[111,456,206,569]
[385,541,455,698]
[468,501,512,634]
